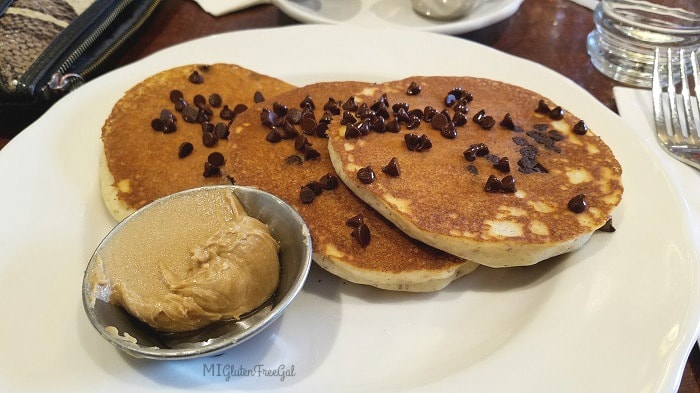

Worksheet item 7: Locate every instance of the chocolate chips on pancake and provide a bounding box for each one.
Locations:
[327,76,623,268]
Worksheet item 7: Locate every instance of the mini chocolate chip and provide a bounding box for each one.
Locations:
[207,151,225,167]
[431,112,449,131]
[284,155,303,166]
[406,115,422,130]
[479,116,496,130]
[202,131,217,147]
[182,105,200,123]
[174,98,187,112]
[273,102,288,117]
[203,162,221,177]
[500,113,515,130]
[382,157,401,177]
[351,223,371,247]
[265,127,282,143]
[193,94,206,108]
[370,116,386,133]
[342,96,358,112]
[260,108,278,127]
[319,173,339,190]
[445,93,459,107]
[484,175,502,193]
[295,135,311,151]
[357,166,376,184]
[463,149,477,162]
[170,90,184,103]
[441,122,458,139]
[178,142,194,158]
[160,109,176,123]
[300,95,315,110]
[386,119,400,133]
[494,157,511,173]
[573,120,589,135]
[162,120,177,133]
[454,99,470,114]
[303,147,321,160]
[233,103,248,115]
[201,122,214,133]
[405,133,432,152]
[568,194,587,213]
[300,186,316,204]
[220,105,235,120]
[469,143,490,157]
[452,112,467,127]
[501,175,516,193]
[323,98,341,115]
[214,122,229,139]
[198,65,211,72]
[281,122,300,139]
[315,122,329,138]
[598,217,616,232]
[346,214,364,227]
[423,106,438,122]
[549,106,564,120]
[254,91,265,103]
[301,116,317,135]
[341,111,357,125]
[305,181,324,195]
[535,99,550,114]
[472,109,485,124]
[151,118,165,131]
[188,70,204,84]
[406,81,421,95]
[208,93,222,107]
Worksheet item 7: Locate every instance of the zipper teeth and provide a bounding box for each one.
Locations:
[55,0,134,76]
[79,0,161,79]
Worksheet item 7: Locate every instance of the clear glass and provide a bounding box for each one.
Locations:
[586,0,700,87]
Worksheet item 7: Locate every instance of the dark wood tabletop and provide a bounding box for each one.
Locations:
[1,0,698,390]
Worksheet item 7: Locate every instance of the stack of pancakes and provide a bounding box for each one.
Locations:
[100,64,623,291]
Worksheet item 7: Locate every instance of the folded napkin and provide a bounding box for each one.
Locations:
[613,86,700,242]
[193,0,269,17]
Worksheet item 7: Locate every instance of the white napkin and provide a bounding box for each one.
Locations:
[613,86,700,242]
[569,0,599,10]
[193,0,270,17]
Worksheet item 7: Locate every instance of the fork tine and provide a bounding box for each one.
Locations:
[652,48,668,145]
[666,48,684,144]
[679,48,699,143]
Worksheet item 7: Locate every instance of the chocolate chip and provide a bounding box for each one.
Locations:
[382,157,400,177]
[500,113,515,130]
[178,142,194,158]
[441,122,458,139]
[193,94,206,108]
[282,122,300,139]
[406,115,421,130]
[568,194,587,213]
[207,152,225,167]
[202,131,217,147]
[341,111,357,125]
[265,128,282,143]
[345,124,361,139]
[303,147,321,160]
[431,112,449,131]
[220,105,235,121]
[300,95,315,110]
[468,143,489,157]
[573,120,589,135]
[494,157,511,173]
[370,116,386,133]
[254,91,265,103]
[233,103,248,115]
[549,106,565,120]
[162,120,177,134]
[466,164,478,174]
[484,175,502,193]
[203,162,221,177]
[535,99,550,114]
[472,109,485,124]
[214,122,229,139]
[170,90,184,103]
[284,155,303,166]
[305,181,324,195]
[342,96,358,112]
[512,136,530,146]
[301,116,317,135]
[315,122,329,138]
[351,223,371,247]
[182,105,199,123]
[500,175,516,193]
[319,173,339,190]
[208,93,222,107]
[357,166,376,184]
[597,217,616,232]
[406,81,421,95]
[323,98,341,115]
[300,186,316,204]
[286,107,303,124]
[346,214,364,227]
[188,70,204,84]
[386,119,400,133]
[295,135,311,151]
[174,98,187,112]
[423,106,438,122]
[452,112,467,127]
[405,134,432,152]
[479,115,496,130]
[151,118,165,131]
[201,122,214,133]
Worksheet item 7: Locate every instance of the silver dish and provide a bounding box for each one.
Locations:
[82,185,312,360]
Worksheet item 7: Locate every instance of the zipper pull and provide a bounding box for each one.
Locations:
[47,72,84,94]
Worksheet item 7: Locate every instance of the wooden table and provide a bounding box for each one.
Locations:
[1,0,698,390]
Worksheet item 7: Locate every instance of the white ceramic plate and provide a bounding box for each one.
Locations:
[272,0,524,34]
[0,25,698,393]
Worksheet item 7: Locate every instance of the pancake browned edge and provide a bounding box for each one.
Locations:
[224,81,479,292]
[327,76,623,268]
[100,63,296,221]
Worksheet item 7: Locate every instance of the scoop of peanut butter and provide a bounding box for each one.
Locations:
[92,188,280,332]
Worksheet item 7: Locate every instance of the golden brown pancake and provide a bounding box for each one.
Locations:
[327,76,623,268]
[100,64,295,221]
[224,81,479,292]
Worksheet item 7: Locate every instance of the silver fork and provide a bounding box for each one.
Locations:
[652,47,700,170]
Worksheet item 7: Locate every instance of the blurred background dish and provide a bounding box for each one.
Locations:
[271,0,524,34]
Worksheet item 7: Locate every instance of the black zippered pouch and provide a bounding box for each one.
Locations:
[0,0,160,111]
